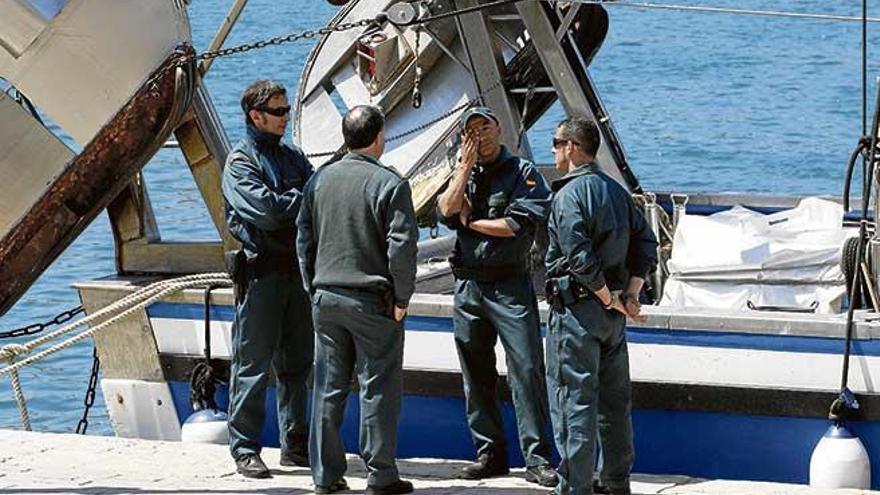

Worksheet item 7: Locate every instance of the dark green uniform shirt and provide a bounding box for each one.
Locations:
[296,152,418,308]
[545,162,657,291]
[221,125,313,265]
[439,146,551,272]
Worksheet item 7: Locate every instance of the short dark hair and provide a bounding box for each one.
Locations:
[557,117,600,158]
[342,105,385,149]
[241,79,286,126]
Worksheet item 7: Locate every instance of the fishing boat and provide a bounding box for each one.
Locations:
[1,0,878,489]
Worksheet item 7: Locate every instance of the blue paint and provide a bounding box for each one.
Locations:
[626,327,877,356]
[147,302,235,321]
[168,380,531,465]
[167,379,880,488]
[148,302,880,356]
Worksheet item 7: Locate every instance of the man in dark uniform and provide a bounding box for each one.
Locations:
[221,79,314,478]
[544,117,657,495]
[297,105,418,495]
[437,106,557,487]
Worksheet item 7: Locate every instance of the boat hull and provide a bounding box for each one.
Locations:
[75,291,880,488]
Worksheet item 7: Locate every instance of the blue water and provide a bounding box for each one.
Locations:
[0,0,876,434]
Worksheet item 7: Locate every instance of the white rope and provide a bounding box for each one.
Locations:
[23,273,230,353]
[9,370,31,431]
[0,273,232,429]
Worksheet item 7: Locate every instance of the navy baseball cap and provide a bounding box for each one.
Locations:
[460,106,499,128]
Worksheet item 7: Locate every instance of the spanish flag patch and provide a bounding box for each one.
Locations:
[526,179,537,187]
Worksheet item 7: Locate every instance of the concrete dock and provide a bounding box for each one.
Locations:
[0,429,873,494]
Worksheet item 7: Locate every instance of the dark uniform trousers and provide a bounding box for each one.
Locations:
[453,274,553,467]
[228,270,314,458]
[310,288,404,488]
[546,298,633,495]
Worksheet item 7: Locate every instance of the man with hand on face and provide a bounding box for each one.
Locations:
[437,106,557,487]
[544,117,657,495]
[297,105,418,495]
[221,79,313,478]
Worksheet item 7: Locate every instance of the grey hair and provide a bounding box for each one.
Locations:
[557,117,600,157]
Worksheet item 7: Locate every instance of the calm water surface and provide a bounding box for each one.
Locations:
[0,0,876,433]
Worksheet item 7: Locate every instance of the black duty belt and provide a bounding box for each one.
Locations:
[248,255,298,277]
[452,265,525,282]
[545,276,592,309]
[315,285,388,298]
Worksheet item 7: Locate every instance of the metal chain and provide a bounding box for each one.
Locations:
[144,16,380,92]
[305,78,505,159]
[0,306,84,340]
[75,345,100,434]
[411,24,423,109]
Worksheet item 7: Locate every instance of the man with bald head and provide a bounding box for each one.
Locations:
[297,105,418,495]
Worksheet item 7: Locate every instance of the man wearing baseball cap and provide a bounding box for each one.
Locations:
[437,106,556,487]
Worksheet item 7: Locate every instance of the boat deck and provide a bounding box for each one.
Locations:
[0,429,869,494]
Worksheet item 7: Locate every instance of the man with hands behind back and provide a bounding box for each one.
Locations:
[544,117,657,495]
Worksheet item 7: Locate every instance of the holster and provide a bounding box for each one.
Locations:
[545,275,589,310]
[225,249,248,302]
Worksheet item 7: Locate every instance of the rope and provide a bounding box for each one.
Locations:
[594,1,880,24]
[9,370,30,431]
[9,273,227,357]
[0,274,232,429]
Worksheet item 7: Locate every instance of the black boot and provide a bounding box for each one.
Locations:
[461,452,509,479]
[315,478,349,494]
[235,453,271,479]
[525,464,558,487]
[280,432,309,467]
[594,479,631,495]
[366,479,414,494]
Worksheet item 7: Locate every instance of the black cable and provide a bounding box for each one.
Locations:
[863,0,868,136]
[840,82,880,397]
[842,140,868,213]
[190,284,224,411]
[404,0,523,26]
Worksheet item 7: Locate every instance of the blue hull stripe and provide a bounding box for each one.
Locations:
[148,302,880,356]
[167,380,880,489]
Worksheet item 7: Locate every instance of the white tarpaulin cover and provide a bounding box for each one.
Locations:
[660,197,854,313]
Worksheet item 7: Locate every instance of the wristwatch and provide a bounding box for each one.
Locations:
[602,293,617,310]
[621,293,637,305]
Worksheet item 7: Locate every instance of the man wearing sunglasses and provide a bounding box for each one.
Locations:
[545,118,657,495]
[437,106,556,487]
[221,79,314,479]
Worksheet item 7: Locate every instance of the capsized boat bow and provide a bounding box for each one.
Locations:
[0,0,197,315]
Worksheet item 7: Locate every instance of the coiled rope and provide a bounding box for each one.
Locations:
[0,273,232,430]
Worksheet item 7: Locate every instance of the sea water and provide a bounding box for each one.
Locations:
[0,0,876,433]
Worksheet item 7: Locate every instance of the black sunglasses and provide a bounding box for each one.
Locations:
[257,105,291,117]
[552,138,580,148]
